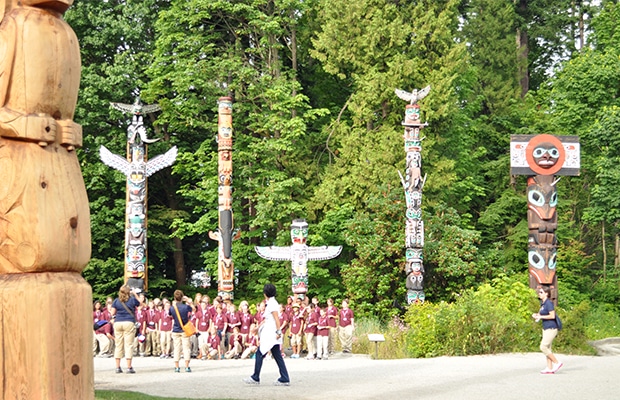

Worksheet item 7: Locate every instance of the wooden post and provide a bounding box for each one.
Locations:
[209,97,237,299]
[255,219,342,297]
[395,86,430,305]
[510,134,580,305]
[0,1,94,398]
[100,98,177,291]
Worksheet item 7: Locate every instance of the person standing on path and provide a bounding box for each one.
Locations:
[243,283,291,386]
[111,285,144,373]
[532,286,563,374]
[170,290,195,373]
[338,299,355,353]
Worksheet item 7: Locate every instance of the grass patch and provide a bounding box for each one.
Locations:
[95,391,232,400]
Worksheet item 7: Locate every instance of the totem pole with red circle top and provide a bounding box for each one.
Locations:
[510,134,580,304]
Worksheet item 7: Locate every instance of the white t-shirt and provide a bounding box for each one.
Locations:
[259,297,282,356]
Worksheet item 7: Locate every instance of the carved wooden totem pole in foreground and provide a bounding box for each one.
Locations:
[255,219,342,297]
[0,0,94,398]
[100,97,177,291]
[511,134,580,304]
[209,97,238,299]
[396,86,430,305]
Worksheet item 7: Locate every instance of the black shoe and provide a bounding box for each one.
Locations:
[115,367,123,374]
[126,367,135,374]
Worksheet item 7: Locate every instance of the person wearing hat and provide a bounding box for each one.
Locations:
[288,302,304,359]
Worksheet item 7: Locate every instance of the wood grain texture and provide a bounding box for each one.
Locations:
[0,273,94,400]
[0,1,94,398]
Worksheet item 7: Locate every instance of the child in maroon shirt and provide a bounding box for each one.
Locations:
[316,307,330,360]
[304,303,318,360]
[289,304,304,358]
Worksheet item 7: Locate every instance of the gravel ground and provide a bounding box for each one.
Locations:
[94,349,620,400]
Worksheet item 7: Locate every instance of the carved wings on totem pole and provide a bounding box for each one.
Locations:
[395,85,431,105]
[255,245,343,262]
[99,145,178,178]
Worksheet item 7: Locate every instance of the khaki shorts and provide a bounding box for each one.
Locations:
[540,328,558,356]
[290,333,303,346]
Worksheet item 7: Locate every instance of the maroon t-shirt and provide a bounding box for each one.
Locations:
[339,308,354,327]
[212,312,227,331]
[304,311,318,335]
[208,334,220,350]
[317,315,329,336]
[290,311,304,335]
[196,308,211,332]
[239,312,255,335]
[159,311,174,332]
[226,311,241,333]
[146,308,159,330]
[327,305,338,328]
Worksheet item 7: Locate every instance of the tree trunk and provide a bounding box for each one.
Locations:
[614,232,619,272]
[165,170,186,287]
[290,9,298,119]
[516,0,529,97]
[602,222,607,281]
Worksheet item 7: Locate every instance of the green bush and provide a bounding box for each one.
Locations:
[554,301,596,354]
[353,275,618,359]
[403,276,540,357]
[583,301,620,340]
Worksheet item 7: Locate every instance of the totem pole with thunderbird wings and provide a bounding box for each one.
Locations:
[396,86,430,305]
[0,0,94,397]
[255,219,342,297]
[100,97,178,292]
[510,134,580,304]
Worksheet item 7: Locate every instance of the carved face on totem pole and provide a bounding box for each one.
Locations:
[126,244,146,278]
[527,175,558,285]
[291,219,309,245]
[525,134,566,176]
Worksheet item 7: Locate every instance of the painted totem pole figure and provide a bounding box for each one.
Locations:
[255,219,342,297]
[0,0,94,397]
[396,85,430,305]
[511,134,580,304]
[208,97,239,299]
[100,97,178,291]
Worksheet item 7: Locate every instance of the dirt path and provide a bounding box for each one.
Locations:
[94,350,620,400]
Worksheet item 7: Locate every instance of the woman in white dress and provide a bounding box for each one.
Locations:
[243,283,290,386]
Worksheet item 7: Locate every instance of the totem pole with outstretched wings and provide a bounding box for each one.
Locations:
[100,97,177,291]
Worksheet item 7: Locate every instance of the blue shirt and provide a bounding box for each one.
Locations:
[539,299,558,330]
[169,303,192,333]
[113,297,140,323]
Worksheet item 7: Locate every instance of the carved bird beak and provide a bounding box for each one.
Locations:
[25,0,73,14]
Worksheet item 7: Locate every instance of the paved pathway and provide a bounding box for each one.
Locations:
[94,351,620,400]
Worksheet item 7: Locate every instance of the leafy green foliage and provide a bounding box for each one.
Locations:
[401,275,595,357]
[67,0,620,342]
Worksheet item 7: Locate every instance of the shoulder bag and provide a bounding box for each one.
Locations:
[120,300,142,331]
[173,303,197,337]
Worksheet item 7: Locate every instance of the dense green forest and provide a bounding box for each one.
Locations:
[68,0,620,319]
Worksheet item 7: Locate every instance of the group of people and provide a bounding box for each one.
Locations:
[93,284,355,377]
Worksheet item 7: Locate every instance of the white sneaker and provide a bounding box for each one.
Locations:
[243,377,260,385]
[551,362,563,373]
[540,368,553,374]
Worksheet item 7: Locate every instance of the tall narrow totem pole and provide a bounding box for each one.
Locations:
[209,97,237,299]
[100,97,178,291]
[395,86,431,305]
[510,134,580,303]
[0,0,94,397]
[255,219,342,297]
